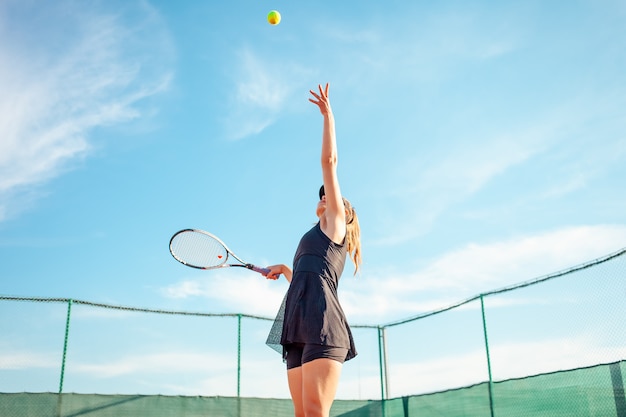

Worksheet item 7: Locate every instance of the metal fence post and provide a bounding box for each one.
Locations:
[378,326,388,417]
[480,295,495,417]
[237,313,242,398]
[59,299,73,394]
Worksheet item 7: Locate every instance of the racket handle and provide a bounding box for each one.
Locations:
[256,266,271,274]
[247,264,271,275]
[247,264,282,278]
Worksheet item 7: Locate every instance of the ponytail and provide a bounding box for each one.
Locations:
[343,198,362,275]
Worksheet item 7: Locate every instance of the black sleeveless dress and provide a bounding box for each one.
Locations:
[278,222,357,362]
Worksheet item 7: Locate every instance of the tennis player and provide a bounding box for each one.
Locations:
[264,83,362,417]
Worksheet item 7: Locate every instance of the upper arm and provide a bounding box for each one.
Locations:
[321,172,347,244]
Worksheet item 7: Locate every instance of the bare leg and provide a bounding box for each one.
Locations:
[288,366,305,417]
[301,358,343,417]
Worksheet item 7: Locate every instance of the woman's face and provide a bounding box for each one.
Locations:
[317,195,350,220]
[316,195,326,218]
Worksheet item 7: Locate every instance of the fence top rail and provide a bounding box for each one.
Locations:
[377,245,626,328]
[0,296,271,320]
[0,294,380,328]
[1,245,624,330]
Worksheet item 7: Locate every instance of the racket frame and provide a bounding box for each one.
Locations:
[169,229,270,274]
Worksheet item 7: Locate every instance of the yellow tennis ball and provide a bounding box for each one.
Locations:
[267,10,281,25]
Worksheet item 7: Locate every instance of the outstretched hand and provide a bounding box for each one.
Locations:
[309,83,332,115]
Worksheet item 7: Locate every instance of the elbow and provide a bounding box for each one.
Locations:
[321,154,338,168]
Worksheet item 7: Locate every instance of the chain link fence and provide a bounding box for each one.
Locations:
[1,247,625,416]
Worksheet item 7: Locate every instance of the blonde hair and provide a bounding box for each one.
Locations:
[343,197,362,275]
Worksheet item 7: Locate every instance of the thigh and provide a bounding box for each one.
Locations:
[301,358,343,417]
[285,344,305,417]
[287,366,304,417]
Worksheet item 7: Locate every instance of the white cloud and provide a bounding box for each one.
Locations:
[343,224,626,323]
[542,134,626,199]
[74,350,233,378]
[159,224,626,326]
[0,1,173,221]
[412,133,543,196]
[223,47,314,140]
[316,6,522,89]
[410,224,626,292]
[371,89,626,247]
[234,50,290,113]
[66,349,289,397]
[370,123,559,247]
[161,270,287,317]
[383,336,626,398]
[0,349,57,370]
[222,48,290,140]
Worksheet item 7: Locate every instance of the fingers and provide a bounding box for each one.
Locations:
[322,82,329,97]
[309,90,321,102]
[264,265,281,280]
[309,83,329,101]
[309,83,331,115]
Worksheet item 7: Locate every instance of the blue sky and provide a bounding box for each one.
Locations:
[1,0,625,399]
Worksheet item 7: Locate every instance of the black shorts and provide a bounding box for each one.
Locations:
[285,343,349,370]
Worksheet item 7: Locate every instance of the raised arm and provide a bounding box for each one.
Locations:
[309,83,347,244]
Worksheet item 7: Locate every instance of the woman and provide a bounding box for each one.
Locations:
[264,83,362,417]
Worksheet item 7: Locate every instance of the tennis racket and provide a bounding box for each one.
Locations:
[169,229,272,275]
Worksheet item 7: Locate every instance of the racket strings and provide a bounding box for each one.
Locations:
[170,232,228,268]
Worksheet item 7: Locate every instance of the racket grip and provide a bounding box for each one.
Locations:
[249,265,281,277]
[249,265,271,275]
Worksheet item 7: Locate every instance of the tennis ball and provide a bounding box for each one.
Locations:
[267,10,281,25]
